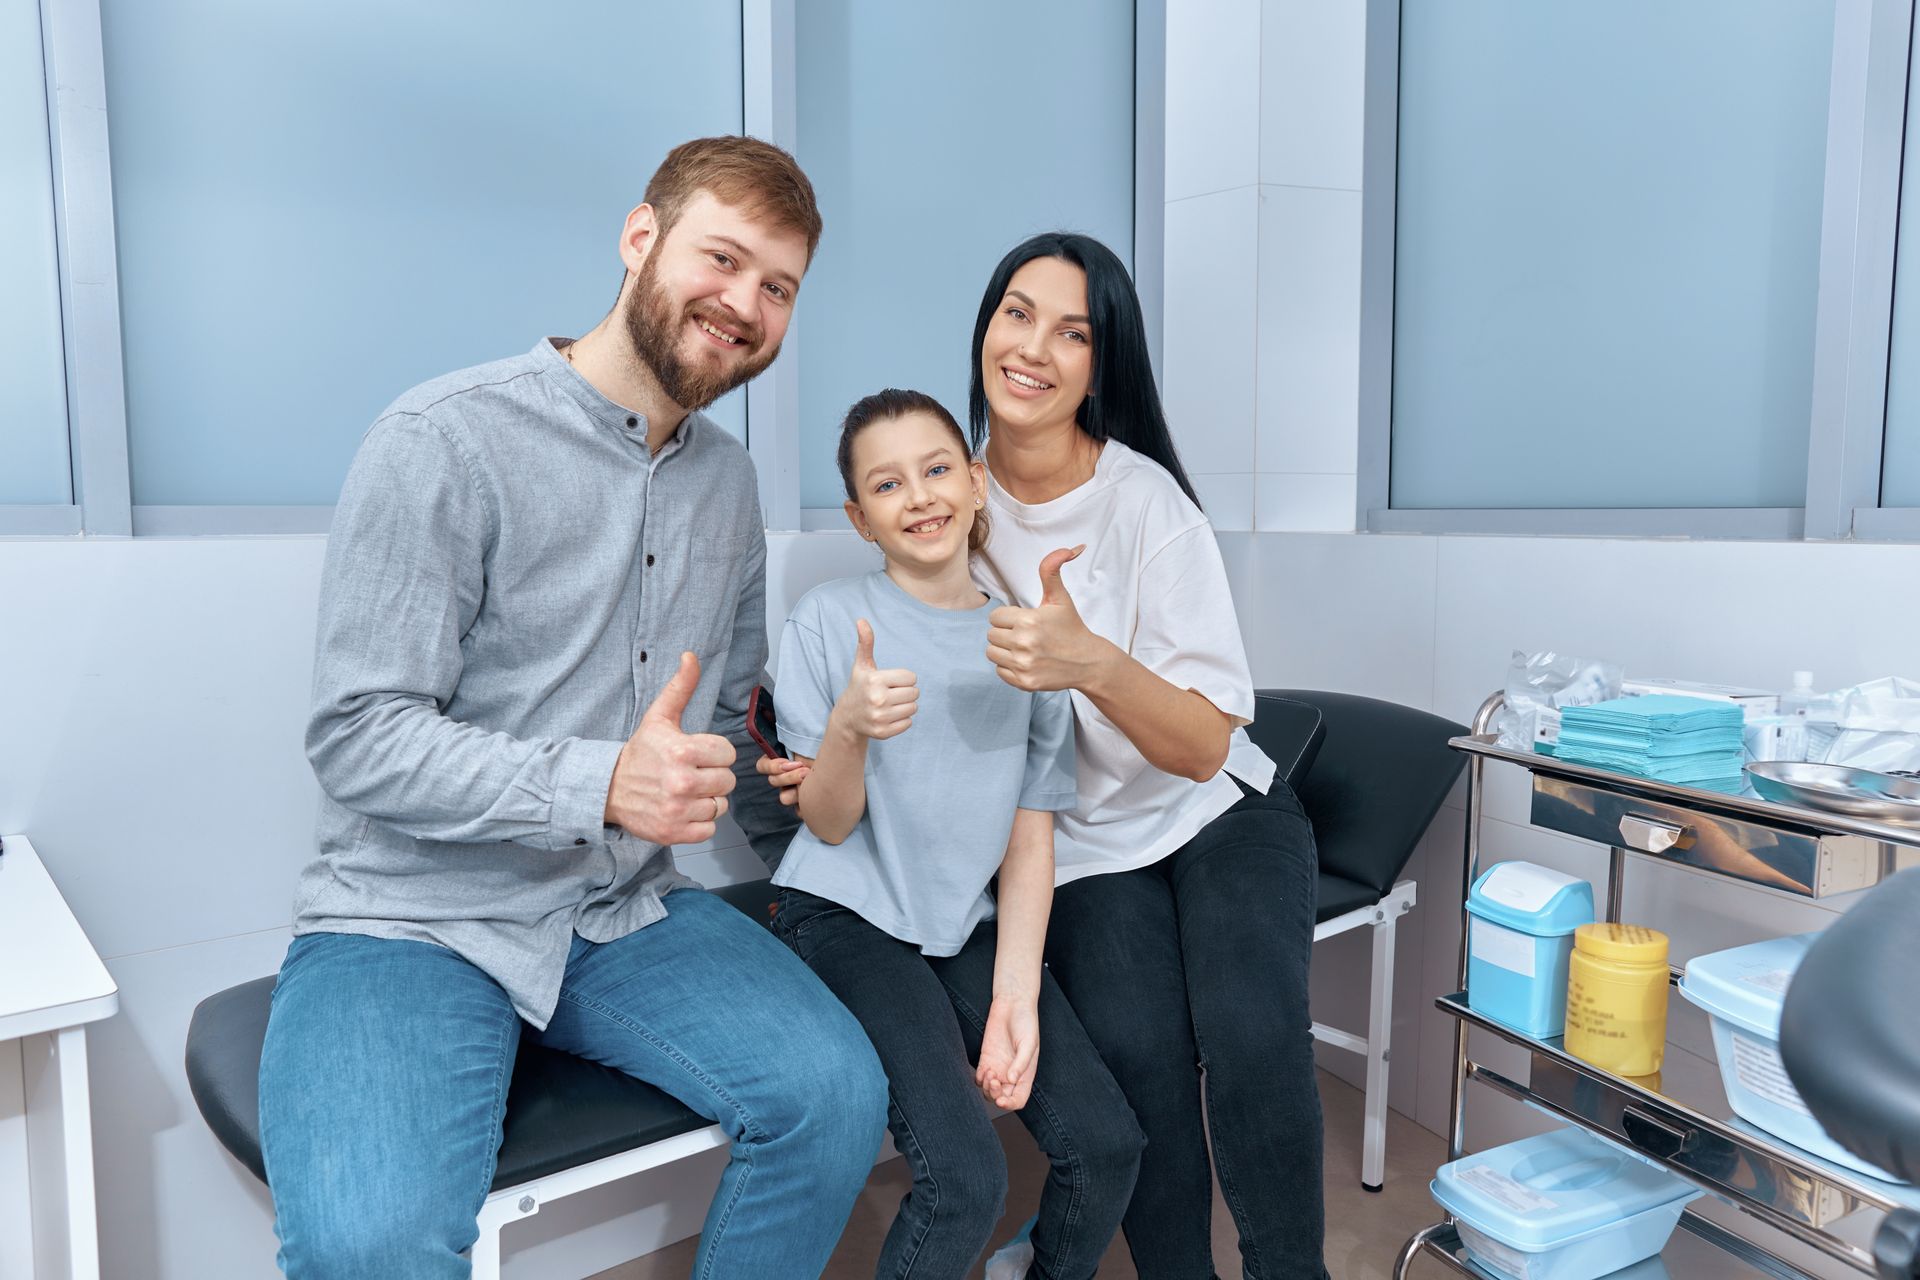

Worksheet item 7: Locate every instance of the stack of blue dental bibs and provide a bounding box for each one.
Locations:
[1554,695,1747,791]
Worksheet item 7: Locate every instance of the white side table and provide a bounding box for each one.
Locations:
[0,834,118,1279]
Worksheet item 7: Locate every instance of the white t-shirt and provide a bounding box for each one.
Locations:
[974,439,1276,886]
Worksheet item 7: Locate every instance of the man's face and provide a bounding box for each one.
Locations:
[623,191,809,413]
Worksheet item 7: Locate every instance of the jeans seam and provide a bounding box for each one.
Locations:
[884,1093,945,1278]
[555,990,771,1143]
[469,1000,518,1245]
[695,1143,754,1280]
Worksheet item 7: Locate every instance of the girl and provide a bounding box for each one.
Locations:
[969,233,1327,1280]
[767,389,1141,1279]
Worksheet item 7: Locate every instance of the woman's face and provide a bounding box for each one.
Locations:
[979,256,1095,437]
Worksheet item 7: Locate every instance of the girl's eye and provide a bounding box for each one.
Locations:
[874,480,898,494]
[928,464,951,477]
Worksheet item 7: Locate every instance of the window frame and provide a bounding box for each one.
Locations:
[1357,0,1920,542]
[13,0,1157,539]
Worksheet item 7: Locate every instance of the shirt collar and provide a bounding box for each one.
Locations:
[534,337,700,459]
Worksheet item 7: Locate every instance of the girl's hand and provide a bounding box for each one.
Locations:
[985,546,1113,693]
[975,996,1039,1110]
[754,753,810,808]
[832,619,918,740]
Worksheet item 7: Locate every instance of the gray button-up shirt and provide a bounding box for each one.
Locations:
[295,338,776,1027]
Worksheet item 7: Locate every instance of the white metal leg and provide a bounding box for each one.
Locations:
[22,1026,100,1280]
[1361,905,1399,1191]
[1309,879,1417,1190]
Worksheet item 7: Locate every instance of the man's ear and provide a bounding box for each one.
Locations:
[619,203,661,276]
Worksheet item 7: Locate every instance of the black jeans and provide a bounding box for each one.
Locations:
[773,888,1143,1280]
[1047,781,1326,1280]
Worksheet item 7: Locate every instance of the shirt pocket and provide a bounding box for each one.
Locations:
[652,531,757,655]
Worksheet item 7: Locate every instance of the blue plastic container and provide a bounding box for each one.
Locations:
[1679,934,1908,1184]
[1467,862,1596,1037]
[1431,1128,1700,1280]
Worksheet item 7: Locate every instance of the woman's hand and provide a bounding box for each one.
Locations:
[986,546,1117,694]
[754,753,809,808]
[975,996,1039,1110]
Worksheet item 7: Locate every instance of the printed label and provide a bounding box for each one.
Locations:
[1461,1226,1537,1280]
[1730,1032,1812,1117]
[1739,968,1792,996]
[1456,1163,1560,1215]
[1472,921,1538,979]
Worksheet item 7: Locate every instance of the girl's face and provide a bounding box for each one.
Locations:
[979,256,1095,437]
[842,412,988,570]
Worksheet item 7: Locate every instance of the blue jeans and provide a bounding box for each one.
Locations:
[1047,781,1327,1280]
[258,887,889,1279]
[773,889,1143,1279]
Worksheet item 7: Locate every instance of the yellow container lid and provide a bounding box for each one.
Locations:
[1573,922,1670,965]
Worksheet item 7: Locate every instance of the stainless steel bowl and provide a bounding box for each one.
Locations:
[1746,761,1920,823]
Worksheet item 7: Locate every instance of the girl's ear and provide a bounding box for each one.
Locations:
[844,499,874,542]
[969,459,987,504]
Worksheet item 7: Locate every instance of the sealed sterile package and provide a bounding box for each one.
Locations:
[1819,676,1920,774]
[1496,651,1626,755]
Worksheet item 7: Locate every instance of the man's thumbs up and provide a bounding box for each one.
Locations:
[605,650,737,847]
[642,651,703,729]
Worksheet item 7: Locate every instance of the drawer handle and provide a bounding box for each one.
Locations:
[1619,814,1690,854]
[1622,1107,1691,1159]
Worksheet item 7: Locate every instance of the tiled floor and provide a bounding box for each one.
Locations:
[593,1069,1451,1279]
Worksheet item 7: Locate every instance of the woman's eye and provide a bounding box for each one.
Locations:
[1005,306,1028,322]
[1064,330,1088,344]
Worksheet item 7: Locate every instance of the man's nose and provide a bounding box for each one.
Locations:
[719,276,758,326]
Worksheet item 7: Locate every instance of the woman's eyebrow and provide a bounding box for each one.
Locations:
[1006,289,1090,326]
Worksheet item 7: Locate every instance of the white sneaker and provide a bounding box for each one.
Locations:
[983,1215,1037,1280]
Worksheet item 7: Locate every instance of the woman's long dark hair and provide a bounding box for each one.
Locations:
[967,231,1200,508]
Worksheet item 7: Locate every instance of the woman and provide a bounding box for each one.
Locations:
[766,233,1324,1278]
[966,232,1326,1280]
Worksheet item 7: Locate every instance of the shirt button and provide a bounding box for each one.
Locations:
[640,650,648,663]
[646,553,655,567]
[573,838,587,846]
[625,415,638,429]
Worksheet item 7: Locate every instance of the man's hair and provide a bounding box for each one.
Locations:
[644,136,822,261]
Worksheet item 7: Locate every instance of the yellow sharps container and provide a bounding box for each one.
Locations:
[1564,923,1670,1076]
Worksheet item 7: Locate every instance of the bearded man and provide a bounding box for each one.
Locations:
[257,137,887,1279]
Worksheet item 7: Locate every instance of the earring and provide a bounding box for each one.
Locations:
[975,498,984,508]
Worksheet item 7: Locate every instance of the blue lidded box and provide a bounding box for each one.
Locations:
[1431,1128,1700,1280]
[1467,862,1596,1037]
[1679,934,1908,1184]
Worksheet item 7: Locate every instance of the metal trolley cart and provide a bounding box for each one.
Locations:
[1393,693,1920,1280]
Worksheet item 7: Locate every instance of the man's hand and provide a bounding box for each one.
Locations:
[975,996,1039,1110]
[604,652,737,846]
[985,545,1112,693]
[831,619,917,741]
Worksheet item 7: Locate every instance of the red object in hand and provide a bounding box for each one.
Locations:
[745,684,785,760]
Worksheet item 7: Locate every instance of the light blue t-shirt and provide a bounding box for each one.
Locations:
[772,572,1076,955]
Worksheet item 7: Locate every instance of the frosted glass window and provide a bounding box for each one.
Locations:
[795,1,1134,509]
[1389,2,1834,510]
[101,2,743,507]
[2,0,72,506]
[1878,22,1920,509]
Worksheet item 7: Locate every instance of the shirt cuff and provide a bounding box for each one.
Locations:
[549,737,628,850]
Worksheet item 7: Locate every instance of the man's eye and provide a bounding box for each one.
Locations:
[764,282,788,301]
[711,253,734,269]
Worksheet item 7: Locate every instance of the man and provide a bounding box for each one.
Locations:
[258,137,887,1278]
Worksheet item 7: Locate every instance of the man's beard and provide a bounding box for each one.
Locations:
[623,254,777,413]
